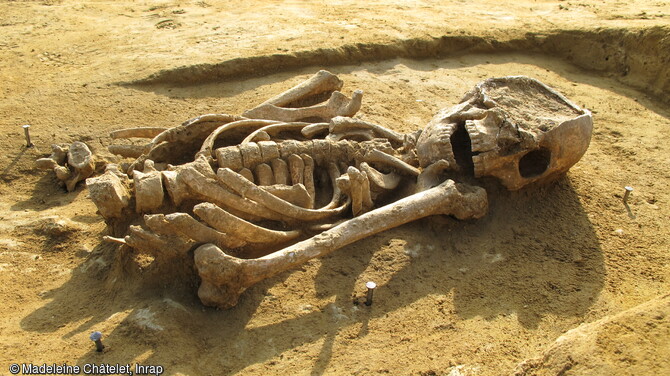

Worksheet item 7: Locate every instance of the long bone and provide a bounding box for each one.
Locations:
[249,70,344,109]
[194,179,488,309]
[242,90,363,123]
[242,70,362,122]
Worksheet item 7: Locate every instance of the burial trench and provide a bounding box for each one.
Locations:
[23,25,669,375]
[96,25,670,309]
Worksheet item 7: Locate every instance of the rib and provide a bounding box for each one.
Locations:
[193,203,301,244]
[217,167,349,221]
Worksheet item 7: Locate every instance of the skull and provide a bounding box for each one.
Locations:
[417,76,593,190]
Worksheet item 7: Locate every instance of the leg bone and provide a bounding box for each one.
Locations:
[194,179,488,309]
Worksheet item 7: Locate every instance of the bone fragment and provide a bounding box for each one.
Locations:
[36,145,68,170]
[133,160,164,213]
[54,165,71,181]
[263,184,312,208]
[360,162,401,191]
[125,225,194,257]
[105,164,130,182]
[238,168,254,183]
[194,180,488,308]
[50,144,68,165]
[249,70,344,109]
[102,235,126,245]
[161,170,186,206]
[193,203,301,244]
[108,144,150,159]
[364,149,421,176]
[327,129,374,141]
[86,170,131,219]
[238,143,263,168]
[110,127,167,139]
[329,117,404,145]
[337,167,373,216]
[248,130,272,142]
[242,90,363,123]
[162,155,216,206]
[36,158,58,170]
[300,122,330,139]
[322,162,345,210]
[144,213,246,250]
[65,141,95,192]
[415,160,451,193]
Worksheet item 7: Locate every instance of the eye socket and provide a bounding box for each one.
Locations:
[519,148,551,178]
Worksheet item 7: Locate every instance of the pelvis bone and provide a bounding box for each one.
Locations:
[39,71,592,309]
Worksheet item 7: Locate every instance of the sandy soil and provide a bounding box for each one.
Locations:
[1,1,669,375]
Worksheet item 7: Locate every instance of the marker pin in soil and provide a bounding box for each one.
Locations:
[23,125,33,147]
[365,281,377,306]
[90,331,104,352]
[623,186,633,204]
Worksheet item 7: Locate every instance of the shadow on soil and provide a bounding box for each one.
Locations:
[19,175,603,375]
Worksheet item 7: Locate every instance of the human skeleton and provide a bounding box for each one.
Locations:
[37,71,592,309]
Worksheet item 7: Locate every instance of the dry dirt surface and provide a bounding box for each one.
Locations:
[1,1,669,375]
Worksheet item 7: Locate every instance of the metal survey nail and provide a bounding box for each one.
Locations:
[365,281,376,306]
[623,186,633,204]
[90,331,104,352]
[22,124,33,147]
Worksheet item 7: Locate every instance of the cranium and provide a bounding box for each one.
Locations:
[417,76,593,190]
[37,72,593,309]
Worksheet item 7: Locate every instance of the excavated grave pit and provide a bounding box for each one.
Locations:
[13,32,670,376]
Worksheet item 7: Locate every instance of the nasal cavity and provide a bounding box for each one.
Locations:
[450,122,475,176]
[519,148,551,178]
